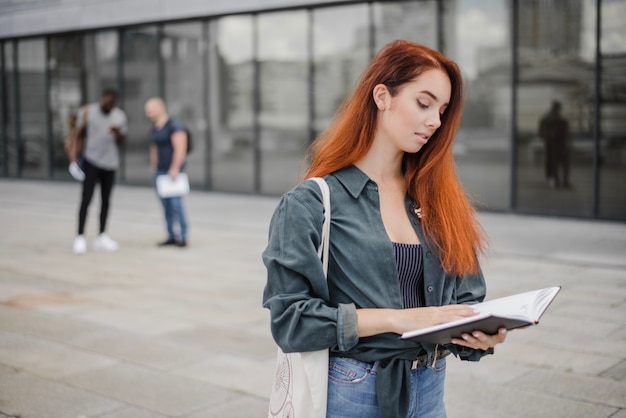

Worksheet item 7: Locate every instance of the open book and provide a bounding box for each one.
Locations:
[401,286,561,345]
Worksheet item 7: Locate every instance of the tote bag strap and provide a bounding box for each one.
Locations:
[309,177,330,279]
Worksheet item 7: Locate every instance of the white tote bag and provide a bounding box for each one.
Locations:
[268,177,331,418]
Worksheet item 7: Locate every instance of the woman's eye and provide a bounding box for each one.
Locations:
[417,100,429,110]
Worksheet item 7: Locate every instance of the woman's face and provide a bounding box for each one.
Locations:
[375,68,451,154]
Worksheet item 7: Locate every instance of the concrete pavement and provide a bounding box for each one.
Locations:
[0,179,624,418]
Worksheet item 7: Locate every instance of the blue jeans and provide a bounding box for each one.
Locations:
[153,170,188,241]
[326,356,447,418]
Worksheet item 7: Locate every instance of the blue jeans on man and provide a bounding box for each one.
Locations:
[153,170,188,246]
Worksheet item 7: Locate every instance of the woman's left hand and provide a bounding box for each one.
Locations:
[450,327,508,350]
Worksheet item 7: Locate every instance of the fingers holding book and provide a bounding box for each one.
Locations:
[451,327,508,351]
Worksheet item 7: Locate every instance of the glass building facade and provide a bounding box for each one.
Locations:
[0,0,624,220]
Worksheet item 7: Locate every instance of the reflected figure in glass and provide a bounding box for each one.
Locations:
[538,100,571,189]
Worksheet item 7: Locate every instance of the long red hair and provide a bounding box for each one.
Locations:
[305,40,486,275]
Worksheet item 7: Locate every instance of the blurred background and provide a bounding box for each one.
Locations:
[0,0,624,220]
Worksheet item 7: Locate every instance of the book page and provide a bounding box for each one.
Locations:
[474,286,560,322]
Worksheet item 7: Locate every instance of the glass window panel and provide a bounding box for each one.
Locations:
[0,42,5,176]
[18,38,47,179]
[599,0,626,220]
[515,0,596,217]
[162,21,205,188]
[210,16,255,193]
[83,30,120,180]
[122,26,159,185]
[84,30,119,103]
[373,1,438,50]
[312,5,370,136]
[445,0,511,211]
[258,10,309,195]
[3,42,17,177]
[601,0,626,54]
[49,34,82,180]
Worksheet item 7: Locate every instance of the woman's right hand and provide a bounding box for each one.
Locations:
[389,305,478,335]
[356,305,478,338]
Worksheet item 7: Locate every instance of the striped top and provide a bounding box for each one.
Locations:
[393,242,424,309]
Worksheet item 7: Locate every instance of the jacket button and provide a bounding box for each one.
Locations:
[426,252,432,258]
[427,285,434,292]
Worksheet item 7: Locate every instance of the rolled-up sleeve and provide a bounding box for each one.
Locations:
[337,303,359,351]
[262,183,359,354]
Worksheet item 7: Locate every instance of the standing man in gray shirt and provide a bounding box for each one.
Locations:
[70,88,127,255]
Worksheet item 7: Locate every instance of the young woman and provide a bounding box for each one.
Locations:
[263,40,508,418]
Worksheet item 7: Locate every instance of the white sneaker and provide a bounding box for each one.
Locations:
[93,233,119,252]
[73,235,87,255]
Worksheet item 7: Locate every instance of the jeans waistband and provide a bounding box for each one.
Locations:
[331,347,451,372]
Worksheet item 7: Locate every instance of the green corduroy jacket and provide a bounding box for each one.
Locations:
[263,165,491,418]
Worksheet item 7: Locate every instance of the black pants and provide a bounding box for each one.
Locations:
[78,159,116,235]
[545,141,570,187]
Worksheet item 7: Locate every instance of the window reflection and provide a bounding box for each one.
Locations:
[601,0,626,54]
[84,30,119,103]
[312,5,370,135]
[210,16,255,192]
[162,22,205,187]
[1,43,7,176]
[447,0,511,211]
[18,38,47,179]
[516,0,596,217]
[258,11,309,194]
[49,35,82,179]
[122,26,159,184]
[373,1,437,50]
[83,29,120,181]
[3,42,17,177]
[0,0,622,220]
[599,0,626,219]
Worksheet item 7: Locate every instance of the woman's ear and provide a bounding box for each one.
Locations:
[373,84,390,110]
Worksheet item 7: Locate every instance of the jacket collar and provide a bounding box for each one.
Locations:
[331,165,372,198]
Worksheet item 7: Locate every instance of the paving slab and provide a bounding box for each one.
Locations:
[173,353,275,398]
[97,406,170,418]
[183,395,269,418]
[511,369,626,409]
[446,376,620,418]
[613,409,626,418]
[69,328,209,371]
[0,179,625,418]
[0,371,123,418]
[600,359,626,382]
[0,331,118,379]
[62,363,233,416]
